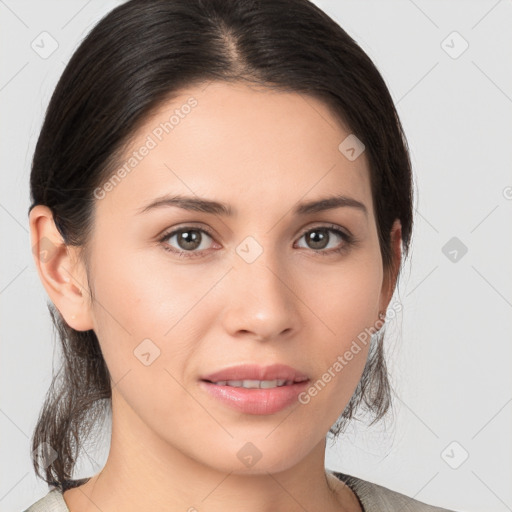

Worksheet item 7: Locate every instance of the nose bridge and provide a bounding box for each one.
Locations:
[235,233,290,304]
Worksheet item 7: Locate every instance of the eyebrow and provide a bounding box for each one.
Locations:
[137,194,368,217]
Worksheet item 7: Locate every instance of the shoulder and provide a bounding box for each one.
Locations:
[22,489,69,512]
[332,471,462,512]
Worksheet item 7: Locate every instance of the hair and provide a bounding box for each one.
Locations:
[28,0,413,492]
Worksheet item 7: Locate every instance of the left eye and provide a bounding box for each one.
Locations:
[295,226,349,252]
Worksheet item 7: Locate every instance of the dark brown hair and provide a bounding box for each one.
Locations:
[28,0,413,491]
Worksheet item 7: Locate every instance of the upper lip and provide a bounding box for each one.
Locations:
[201,364,309,383]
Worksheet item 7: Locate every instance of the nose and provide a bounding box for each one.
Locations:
[220,247,302,342]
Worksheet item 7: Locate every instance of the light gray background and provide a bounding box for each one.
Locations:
[1,1,511,511]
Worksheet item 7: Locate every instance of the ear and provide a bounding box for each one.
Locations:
[29,205,94,332]
[379,218,402,313]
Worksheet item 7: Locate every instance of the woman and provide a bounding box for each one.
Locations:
[24,0,459,510]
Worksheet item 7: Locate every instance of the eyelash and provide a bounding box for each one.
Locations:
[158,224,356,260]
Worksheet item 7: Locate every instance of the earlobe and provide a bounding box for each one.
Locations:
[29,205,94,332]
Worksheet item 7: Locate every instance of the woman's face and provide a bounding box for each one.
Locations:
[64,81,400,474]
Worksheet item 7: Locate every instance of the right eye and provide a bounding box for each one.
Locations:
[159,226,217,258]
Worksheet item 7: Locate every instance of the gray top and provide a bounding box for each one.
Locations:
[22,472,460,512]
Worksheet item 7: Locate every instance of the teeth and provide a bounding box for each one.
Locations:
[212,379,289,388]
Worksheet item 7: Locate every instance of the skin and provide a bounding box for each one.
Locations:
[30,81,401,512]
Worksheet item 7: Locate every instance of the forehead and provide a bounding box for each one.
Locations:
[97,81,373,221]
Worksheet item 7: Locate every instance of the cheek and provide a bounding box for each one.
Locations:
[90,244,193,334]
[298,256,382,401]
[305,255,383,340]
[86,248,202,426]
[88,245,217,380]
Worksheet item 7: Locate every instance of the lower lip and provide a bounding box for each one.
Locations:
[199,380,310,415]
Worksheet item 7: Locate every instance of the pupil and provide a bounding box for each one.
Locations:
[179,230,201,250]
[308,229,328,249]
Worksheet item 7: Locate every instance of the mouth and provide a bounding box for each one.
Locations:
[201,378,308,389]
[200,363,309,384]
[198,364,310,415]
